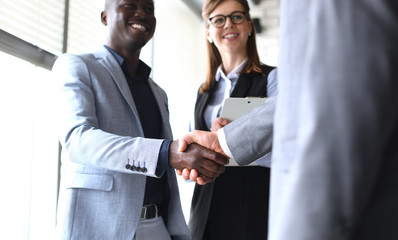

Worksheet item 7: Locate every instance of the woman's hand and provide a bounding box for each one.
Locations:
[210,117,231,132]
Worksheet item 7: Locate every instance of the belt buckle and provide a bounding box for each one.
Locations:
[141,204,157,219]
[140,206,148,219]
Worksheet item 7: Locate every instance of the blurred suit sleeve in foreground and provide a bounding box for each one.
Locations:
[223,0,398,239]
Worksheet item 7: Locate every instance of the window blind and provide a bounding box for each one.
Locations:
[0,0,65,55]
[0,0,106,56]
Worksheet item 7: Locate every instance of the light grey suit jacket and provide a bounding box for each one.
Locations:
[53,46,189,240]
[224,0,398,239]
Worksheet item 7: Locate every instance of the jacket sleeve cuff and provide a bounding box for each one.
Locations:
[158,139,172,171]
[217,128,234,158]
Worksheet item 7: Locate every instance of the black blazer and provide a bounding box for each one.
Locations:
[189,65,275,240]
[194,65,274,131]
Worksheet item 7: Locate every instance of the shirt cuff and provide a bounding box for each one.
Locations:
[217,128,234,159]
[158,140,172,170]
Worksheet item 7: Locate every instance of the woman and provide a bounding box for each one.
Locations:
[188,0,277,239]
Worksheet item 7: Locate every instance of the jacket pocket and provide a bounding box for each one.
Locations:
[66,172,113,191]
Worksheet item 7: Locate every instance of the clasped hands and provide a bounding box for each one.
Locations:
[169,118,231,185]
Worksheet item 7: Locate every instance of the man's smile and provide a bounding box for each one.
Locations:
[130,23,147,32]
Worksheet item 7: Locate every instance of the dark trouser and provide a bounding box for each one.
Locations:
[194,166,271,240]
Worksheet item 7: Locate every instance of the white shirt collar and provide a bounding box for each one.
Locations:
[215,58,248,82]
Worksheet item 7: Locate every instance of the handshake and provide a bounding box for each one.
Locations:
[169,118,231,185]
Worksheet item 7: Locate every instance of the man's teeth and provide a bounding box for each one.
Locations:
[224,34,238,39]
[131,24,146,31]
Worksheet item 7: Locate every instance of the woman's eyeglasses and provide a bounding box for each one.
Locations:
[208,11,249,28]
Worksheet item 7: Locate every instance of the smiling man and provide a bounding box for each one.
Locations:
[52,0,228,239]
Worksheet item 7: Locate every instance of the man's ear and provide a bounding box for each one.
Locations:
[101,11,107,26]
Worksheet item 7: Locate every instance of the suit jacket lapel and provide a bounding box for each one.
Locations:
[94,47,142,128]
[231,73,252,97]
[195,82,219,131]
[148,79,173,139]
[195,74,255,130]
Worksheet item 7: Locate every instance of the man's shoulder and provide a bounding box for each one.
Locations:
[53,49,111,75]
[56,51,97,64]
[59,47,108,61]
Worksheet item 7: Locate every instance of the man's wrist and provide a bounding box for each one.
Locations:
[217,128,233,158]
[158,139,172,170]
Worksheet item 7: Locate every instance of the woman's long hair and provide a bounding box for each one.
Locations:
[200,0,264,93]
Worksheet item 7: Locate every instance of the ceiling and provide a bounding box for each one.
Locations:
[181,0,262,18]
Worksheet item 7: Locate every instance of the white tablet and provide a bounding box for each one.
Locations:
[220,97,267,121]
[220,97,267,166]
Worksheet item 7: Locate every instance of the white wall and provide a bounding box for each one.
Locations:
[153,0,206,138]
[151,0,207,221]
